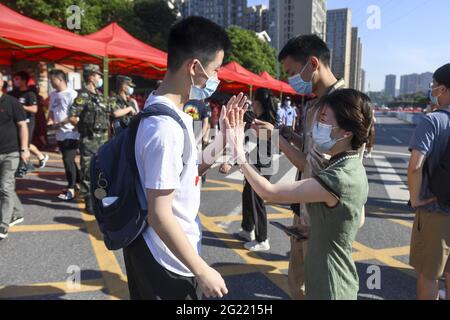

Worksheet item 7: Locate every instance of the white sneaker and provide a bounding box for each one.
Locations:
[244,240,270,252]
[438,289,446,300]
[237,229,255,242]
[364,152,372,159]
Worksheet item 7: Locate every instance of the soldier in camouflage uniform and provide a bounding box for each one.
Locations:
[68,64,126,213]
[110,75,139,136]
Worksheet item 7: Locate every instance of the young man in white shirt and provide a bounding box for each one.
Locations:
[123,16,247,300]
[47,69,80,201]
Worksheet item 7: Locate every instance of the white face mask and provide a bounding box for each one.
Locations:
[312,122,349,153]
[127,86,134,96]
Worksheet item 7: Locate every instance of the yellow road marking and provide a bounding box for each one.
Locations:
[202,187,234,191]
[199,212,291,296]
[352,241,413,271]
[9,223,85,233]
[206,179,243,192]
[209,212,292,223]
[28,172,65,176]
[17,190,61,195]
[76,202,129,300]
[0,279,104,299]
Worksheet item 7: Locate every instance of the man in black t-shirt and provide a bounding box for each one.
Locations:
[0,72,30,239]
[8,71,48,169]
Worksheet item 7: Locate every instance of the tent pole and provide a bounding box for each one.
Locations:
[103,56,109,100]
[249,85,253,100]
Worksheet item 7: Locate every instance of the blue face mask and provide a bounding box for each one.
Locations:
[312,122,348,154]
[429,86,442,107]
[288,62,314,95]
[189,61,220,100]
[96,78,103,89]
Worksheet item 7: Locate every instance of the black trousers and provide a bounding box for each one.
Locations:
[57,139,80,189]
[242,174,271,242]
[123,235,202,300]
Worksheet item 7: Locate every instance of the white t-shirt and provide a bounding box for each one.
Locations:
[49,88,80,141]
[135,92,201,277]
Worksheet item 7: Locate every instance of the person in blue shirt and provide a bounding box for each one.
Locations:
[278,96,297,130]
[408,63,450,300]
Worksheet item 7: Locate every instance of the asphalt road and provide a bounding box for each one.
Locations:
[0,113,434,300]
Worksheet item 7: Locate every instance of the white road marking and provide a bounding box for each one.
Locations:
[372,155,410,205]
[373,150,410,157]
[392,137,403,144]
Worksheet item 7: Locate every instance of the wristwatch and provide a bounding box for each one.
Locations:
[277,125,294,142]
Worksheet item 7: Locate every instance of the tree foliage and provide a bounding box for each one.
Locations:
[226,26,277,77]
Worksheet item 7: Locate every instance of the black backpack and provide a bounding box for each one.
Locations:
[89,103,191,250]
[426,109,450,207]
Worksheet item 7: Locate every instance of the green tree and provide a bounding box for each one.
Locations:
[121,0,178,51]
[226,26,277,77]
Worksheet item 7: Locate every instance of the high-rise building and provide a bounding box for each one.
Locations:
[268,0,327,55]
[384,74,397,99]
[360,68,366,92]
[349,27,363,90]
[244,5,270,33]
[417,72,433,93]
[178,0,248,29]
[326,8,352,87]
[400,72,433,95]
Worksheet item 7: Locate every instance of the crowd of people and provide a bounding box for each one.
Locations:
[0,15,449,301]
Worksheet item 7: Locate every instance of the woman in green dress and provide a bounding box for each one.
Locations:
[228,89,373,300]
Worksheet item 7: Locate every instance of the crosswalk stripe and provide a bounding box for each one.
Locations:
[371,155,410,204]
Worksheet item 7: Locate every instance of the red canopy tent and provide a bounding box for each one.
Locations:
[219,61,273,94]
[219,61,297,97]
[85,23,167,81]
[0,3,105,66]
[259,71,296,95]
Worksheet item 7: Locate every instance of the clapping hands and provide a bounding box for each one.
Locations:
[221,92,248,164]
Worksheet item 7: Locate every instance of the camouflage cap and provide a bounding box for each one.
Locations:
[116,75,136,87]
[83,64,103,76]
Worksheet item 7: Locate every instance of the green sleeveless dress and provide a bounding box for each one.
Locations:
[305,152,369,300]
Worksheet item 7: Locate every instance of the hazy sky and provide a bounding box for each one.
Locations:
[248,0,449,91]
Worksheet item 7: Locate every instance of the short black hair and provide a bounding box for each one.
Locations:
[167,16,231,72]
[434,63,450,89]
[13,71,30,83]
[278,34,331,66]
[320,89,373,150]
[49,69,67,83]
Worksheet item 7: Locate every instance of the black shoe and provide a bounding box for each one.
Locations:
[0,225,8,239]
[10,215,24,227]
[38,154,49,169]
[84,197,94,214]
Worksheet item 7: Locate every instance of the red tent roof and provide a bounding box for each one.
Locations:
[0,3,105,66]
[85,23,167,78]
[220,61,269,89]
[260,71,297,95]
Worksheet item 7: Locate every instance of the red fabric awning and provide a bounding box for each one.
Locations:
[85,23,167,79]
[220,61,270,89]
[259,71,297,95]
[0,3,105,66]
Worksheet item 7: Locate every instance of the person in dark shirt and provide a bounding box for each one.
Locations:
[238,88,277,252]
[0,72,30,239]
[8,71,49,169]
